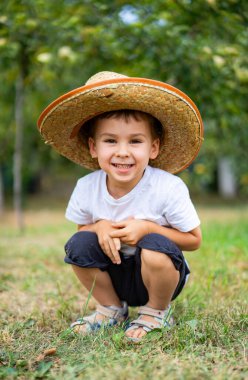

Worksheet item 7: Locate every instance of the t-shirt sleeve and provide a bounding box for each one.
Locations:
[164,179,200,232]
[65,179,93,225]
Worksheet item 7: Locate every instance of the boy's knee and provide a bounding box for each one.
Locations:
[138,233,181,255]
[65,231,98,255]
[64,231,105,267]
[141,248,174,271]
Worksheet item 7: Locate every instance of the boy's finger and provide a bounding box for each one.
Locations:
[101,242,113,261]
[109,239,121,264]
[112,249,121,265]
[110,229,126,238]
[112,221,127,228]
[101,241,111,257]
[113,237,121,251]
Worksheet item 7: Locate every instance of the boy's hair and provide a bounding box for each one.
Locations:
[80,110,164,146]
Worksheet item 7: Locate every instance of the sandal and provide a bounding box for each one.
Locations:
[70,301,128,334]
[125,304,173,343]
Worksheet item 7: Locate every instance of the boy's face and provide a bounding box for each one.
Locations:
[88,116,160,197]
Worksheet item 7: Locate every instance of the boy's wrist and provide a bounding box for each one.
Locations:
[145,220,162,236]
[146,220,153,235]
[94,219,112,233]
[94,220,103,234]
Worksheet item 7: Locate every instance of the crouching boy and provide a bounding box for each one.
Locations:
[38,71,203,342]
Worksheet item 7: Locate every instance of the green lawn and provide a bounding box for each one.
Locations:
[0,205,247,379]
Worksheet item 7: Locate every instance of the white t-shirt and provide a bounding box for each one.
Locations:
[65,166,200,256]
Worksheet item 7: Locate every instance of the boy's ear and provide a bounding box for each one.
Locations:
[88,137,98,158]
[149,138,160,160]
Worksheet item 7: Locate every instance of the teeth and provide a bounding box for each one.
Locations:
[113,164,132,168]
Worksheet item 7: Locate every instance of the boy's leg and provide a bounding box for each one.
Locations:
[72,265,122,307]
[141,249,180,309]
[64,231,125,332]
[71,266,123,333]
[125,248,179,340]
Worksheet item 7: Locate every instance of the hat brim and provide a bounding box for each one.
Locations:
[37,77,204,173]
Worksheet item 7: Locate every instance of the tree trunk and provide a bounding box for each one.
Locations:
[0,167,4,216]
[218,157,237,198]
[13,72,25,231]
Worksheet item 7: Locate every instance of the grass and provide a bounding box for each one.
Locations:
[0,204,247,379]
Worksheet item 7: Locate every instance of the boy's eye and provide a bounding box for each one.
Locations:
[130,139,142,144]
[104,139,116,144]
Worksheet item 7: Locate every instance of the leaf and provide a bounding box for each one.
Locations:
[15,359,28,368]
[43,348,56,357]
[186,319,198,330]
[23,318,36,328]
[146,328,163,342]
[1,367,17,376]
[36,347,56,362]
[35,361,53,378]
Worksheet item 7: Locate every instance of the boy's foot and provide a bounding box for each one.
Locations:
[125,305,173,343]
[70,301,128,334]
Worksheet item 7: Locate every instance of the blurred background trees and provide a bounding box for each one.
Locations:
[0,0,247,219]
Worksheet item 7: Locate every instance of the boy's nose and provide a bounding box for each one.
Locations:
[116,143,130,157]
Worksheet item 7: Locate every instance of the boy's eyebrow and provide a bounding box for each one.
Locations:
[99,133,147,137]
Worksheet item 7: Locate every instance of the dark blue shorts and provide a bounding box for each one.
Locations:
[64,231,190,307]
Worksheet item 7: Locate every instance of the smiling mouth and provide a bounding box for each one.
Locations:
[112,163,134,169]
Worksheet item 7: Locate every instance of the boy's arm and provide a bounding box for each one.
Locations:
[78,220,121,264]
[110,219,202,251]
[145,222,202,251]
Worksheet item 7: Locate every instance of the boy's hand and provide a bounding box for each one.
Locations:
[110,219,150,246]
[94,220,121,264]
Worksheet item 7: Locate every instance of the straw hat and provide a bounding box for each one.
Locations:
[37,71,204,173]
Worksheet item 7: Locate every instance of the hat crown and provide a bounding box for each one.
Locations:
[85,71,128,85]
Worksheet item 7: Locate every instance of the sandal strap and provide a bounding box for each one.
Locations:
[137,305,171,320]
[96,305,123,319]
[71,302,128,330]
[125,305,172,338]
[130,318,161,331]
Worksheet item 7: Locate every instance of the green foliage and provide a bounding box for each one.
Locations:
[0,0,247,195]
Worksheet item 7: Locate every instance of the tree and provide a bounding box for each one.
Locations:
[0,0,247,216]
[0,0,80,227]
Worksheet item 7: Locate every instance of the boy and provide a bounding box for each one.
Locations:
[38,71,204,342]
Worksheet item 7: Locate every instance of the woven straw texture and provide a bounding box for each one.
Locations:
[37,71,204,173]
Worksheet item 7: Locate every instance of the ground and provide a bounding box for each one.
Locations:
[0,202,247,379]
